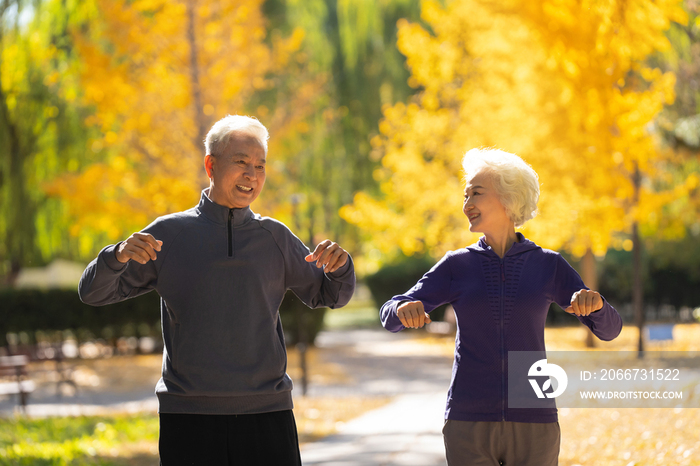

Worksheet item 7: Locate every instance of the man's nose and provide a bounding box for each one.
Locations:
[244,166,256,179]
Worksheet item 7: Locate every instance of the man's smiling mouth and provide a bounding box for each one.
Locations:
[236,185,253,192]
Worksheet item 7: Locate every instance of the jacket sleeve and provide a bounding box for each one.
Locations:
[552,254,622,341]
[279,229,356,310]
[380,253,454,333]
[78,243,159,306]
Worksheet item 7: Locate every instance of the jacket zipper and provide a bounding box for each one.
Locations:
[228,209,233,257]
[500,257,506,421]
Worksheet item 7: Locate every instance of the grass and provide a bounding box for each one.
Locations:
[0,414,159,466]
[559,406,700,466]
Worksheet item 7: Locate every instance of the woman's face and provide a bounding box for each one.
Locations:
[463,172,512,234]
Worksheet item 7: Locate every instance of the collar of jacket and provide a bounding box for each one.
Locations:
[470,232,540,258]
[196,188,255,227]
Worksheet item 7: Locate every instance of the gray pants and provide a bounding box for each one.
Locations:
[442,420,560,466]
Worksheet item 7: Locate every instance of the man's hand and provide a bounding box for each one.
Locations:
[305,240,348,273]
[116,232,163,264]
[565,289,603,317]
[397,300,432,329]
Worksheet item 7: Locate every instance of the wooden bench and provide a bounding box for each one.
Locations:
[0,355,36,410]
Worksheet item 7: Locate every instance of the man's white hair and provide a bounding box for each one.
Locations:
[462,148,540,227]
[205,115,269,156]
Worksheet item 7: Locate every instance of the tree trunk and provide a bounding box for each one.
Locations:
[632,164,645,357]
[633,220,644,356]
[581,248,597,348]
[0,19,34,284]
[186,0,207,151]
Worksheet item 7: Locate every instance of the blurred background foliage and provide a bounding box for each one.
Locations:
[0,0,699,318]
[0,0,422,277]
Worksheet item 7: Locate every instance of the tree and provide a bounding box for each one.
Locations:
[650,0,700,237]
[340,0,694,348]
[515,0,690,353]
[47,0,312,251]
[0,0,95,281]
[255,0,422,250]
[46,0,423,262]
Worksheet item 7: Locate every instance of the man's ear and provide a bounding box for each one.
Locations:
[204,154,214,179]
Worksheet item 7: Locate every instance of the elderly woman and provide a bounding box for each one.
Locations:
[380,148,622,465]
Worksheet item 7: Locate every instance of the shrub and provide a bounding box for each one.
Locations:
[365,255,450,321]
[0,288,325,347]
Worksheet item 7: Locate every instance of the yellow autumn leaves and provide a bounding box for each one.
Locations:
[47,0,310,246]
[33,0,698,268]
[341,0,695,269]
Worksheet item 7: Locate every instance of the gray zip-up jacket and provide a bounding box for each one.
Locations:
[79,189,356,415]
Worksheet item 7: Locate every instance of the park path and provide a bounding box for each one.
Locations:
[301,391,447,466]
[300,329,452,465]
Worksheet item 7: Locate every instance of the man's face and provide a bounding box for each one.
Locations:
[205,133,266,209]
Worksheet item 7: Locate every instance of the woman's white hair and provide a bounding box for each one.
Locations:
[204,114,269,156]
[462,148,540,227]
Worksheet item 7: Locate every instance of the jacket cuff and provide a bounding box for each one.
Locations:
[327,255,354,280]
[101,243,129,272]
[589,296,608,315]
[580,297,623,341]
[381,299,407,333]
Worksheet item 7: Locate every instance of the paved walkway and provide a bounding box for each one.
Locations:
[302,391,447,465]
[300,329,452,465]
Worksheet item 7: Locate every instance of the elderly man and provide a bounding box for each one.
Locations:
[79,115,356,465]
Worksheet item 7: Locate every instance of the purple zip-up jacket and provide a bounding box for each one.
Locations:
[380,233,622,423]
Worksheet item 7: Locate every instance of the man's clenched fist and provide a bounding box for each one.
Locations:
[116,232,162,264]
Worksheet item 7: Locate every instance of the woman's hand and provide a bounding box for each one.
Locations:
[565,289,603,317]
[397,301,432,328]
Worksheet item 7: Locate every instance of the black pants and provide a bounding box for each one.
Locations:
[159,410,302,466]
